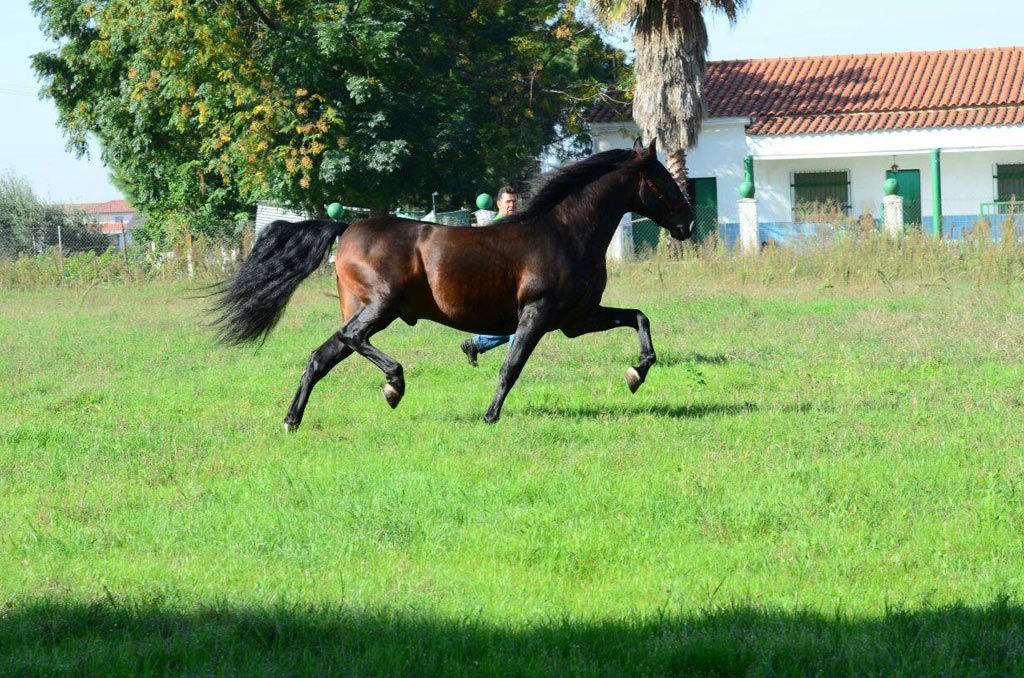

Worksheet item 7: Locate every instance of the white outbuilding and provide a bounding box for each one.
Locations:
[588,46,1024,247]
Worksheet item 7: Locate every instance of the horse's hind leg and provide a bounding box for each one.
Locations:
[284,335,353,432]
[338,306,405,409]
[283,287,360,433]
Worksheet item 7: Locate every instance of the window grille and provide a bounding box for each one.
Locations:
[792,171,850,220]
[996,164,1024,203]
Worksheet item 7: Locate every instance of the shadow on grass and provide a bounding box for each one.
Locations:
[520,401,757,420]
[658,352,736,367]
[2,598,1022,677]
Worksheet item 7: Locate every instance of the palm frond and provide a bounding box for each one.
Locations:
[588,0,746,28]
[588,0,750,151]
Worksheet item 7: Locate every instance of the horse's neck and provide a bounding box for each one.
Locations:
[554,171,633,260]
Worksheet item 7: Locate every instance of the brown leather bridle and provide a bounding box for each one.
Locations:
[638,171,691,228]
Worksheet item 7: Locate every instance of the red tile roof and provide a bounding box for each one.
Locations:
[588,46,1024,135]
[62,200,135,214]
[587,94,632,124]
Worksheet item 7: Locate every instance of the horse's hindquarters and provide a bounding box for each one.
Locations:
[334,218,552,335]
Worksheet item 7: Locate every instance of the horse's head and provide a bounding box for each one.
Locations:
[630,137,695,241]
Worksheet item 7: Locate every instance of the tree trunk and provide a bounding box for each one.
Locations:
[665,148,690,257]
[183,222,194,279]
[666,148,689,192]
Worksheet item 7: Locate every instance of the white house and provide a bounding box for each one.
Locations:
[63,199,145,250]
[588,46,1024,246]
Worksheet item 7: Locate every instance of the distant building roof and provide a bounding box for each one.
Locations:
[62,199,135,214]
[588,46,1024,135]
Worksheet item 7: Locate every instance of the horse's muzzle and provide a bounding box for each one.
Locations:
[666,221,694,241]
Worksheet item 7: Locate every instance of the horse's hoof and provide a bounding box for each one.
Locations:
[383,383,403,409]
[625,366,643,393]
[483,412,500,424]
[284,420,299,434]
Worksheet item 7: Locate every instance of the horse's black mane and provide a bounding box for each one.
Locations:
[502,149,642,224]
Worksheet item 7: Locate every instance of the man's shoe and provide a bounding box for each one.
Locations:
[460,338,479,367]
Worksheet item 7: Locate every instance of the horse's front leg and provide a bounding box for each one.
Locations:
[483,300,555,424]
[561,306,656,393]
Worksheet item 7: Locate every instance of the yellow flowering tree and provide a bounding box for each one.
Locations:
[32,0,623,235]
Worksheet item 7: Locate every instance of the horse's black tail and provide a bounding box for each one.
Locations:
[211,218,349,345]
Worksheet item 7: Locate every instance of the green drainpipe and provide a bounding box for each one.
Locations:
[931,148,942,237]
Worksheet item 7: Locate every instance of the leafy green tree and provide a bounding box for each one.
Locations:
[32,0,623,231]
[0,171,106,257]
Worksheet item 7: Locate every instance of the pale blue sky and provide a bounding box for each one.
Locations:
[1,0,1021,203]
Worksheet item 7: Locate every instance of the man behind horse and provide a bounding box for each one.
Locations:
[459,185,518,366]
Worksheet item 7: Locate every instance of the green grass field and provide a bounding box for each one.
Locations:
[3,262,1024,676]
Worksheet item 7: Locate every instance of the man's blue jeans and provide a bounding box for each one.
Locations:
[472,334,514,353]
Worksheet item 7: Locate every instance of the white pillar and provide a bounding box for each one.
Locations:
[738,198,759,255]
[607,215,634,262]
[883,195,904,237]
[473,209,496,226]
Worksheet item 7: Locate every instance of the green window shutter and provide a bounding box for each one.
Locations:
[996,164,1024,203]
[792,171,850,219]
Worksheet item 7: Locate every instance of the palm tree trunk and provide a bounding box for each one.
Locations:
[666,148,689,191]
[665,147,689,257]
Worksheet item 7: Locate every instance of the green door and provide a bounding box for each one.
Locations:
[631,177,718,254]
[686,177,719,242]
[886,169,922,227]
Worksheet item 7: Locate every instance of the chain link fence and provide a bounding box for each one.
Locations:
[622,205,721,259]
[0,221,259,289]
[0,219,114,259]
[978,201,1024,241]
[396,208,473,227]
[17,201,1020,289]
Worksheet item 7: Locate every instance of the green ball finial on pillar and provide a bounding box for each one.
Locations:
[738,155,755,198]
[476,193,494,210]
[326,202,343,219]
[883,177,900,196]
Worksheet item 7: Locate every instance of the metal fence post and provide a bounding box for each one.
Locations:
[121,222,129,267]
[56,221,65,284]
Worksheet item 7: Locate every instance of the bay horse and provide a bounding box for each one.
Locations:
[212,137,694,429]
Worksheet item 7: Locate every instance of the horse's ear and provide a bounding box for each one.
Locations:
[632,137,644,159]
[647,137,657,156]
